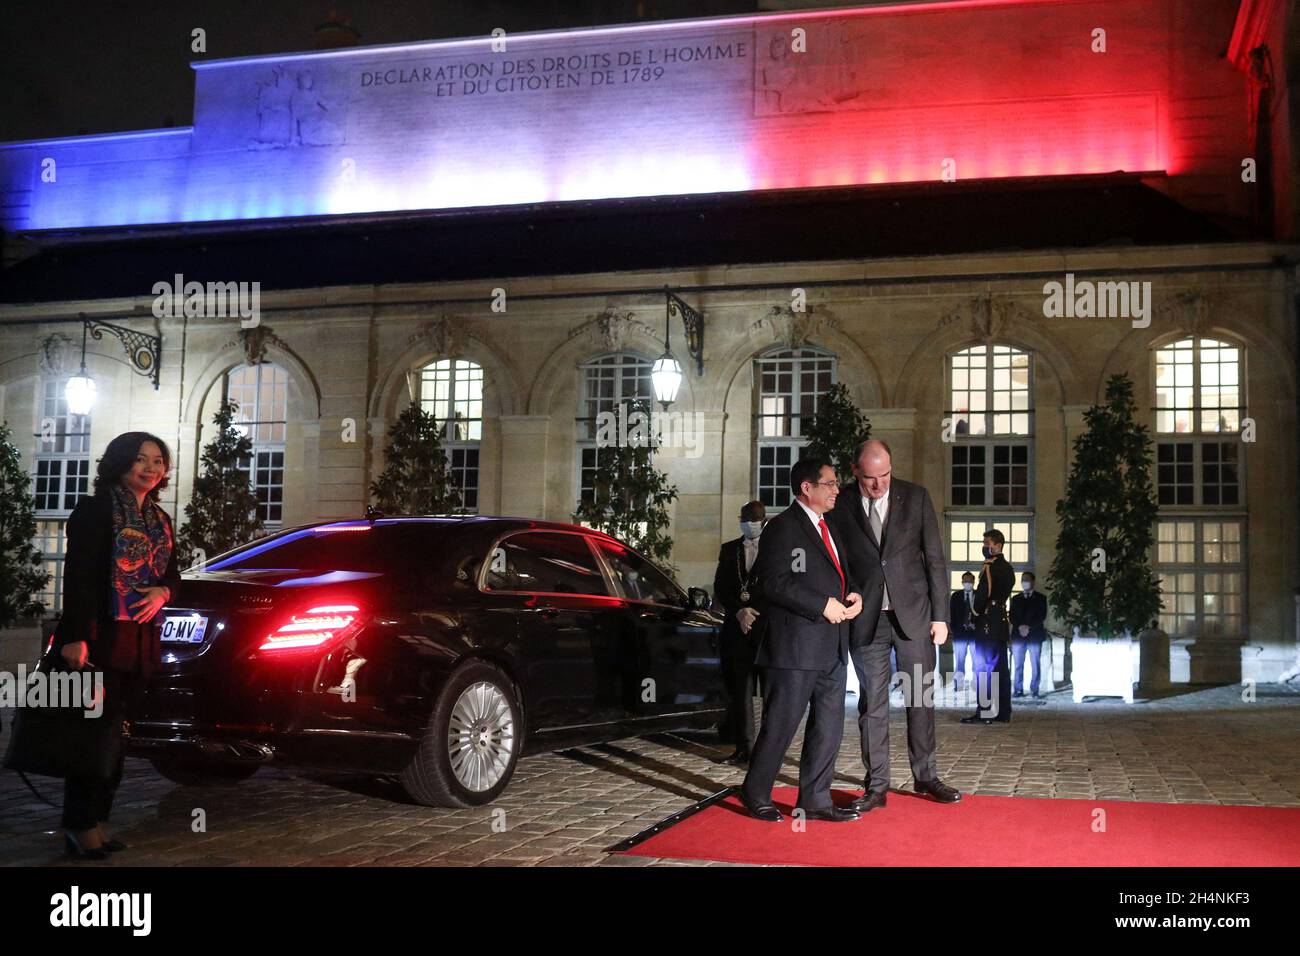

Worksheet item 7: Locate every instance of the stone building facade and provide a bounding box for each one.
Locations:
[1,0,1297,682]
[2,237,1295,681]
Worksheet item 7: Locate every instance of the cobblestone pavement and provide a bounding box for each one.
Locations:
[3,682,1298,867]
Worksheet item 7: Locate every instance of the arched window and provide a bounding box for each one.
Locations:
[1152,337,1246,640]
[419,358,483,511]
[946,344,1034,586]
[32,374,93,611]
[577,353,652,504]
[225,362,288,525]
[753,346,836,507]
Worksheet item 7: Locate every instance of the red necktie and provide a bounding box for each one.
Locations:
[818,518,845,598]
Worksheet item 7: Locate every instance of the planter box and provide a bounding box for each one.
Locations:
[1070,629,1139,703]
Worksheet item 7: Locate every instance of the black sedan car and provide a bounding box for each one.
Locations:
[132,516,727,807]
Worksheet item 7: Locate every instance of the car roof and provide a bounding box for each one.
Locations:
[302,515,621,542]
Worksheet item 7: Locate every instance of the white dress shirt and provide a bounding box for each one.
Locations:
[795,498,840,564]
[863,493,890,610]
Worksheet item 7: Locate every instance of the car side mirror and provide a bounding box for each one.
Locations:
[687,587,711,610]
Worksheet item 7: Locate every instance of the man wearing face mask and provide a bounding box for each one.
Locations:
[1009,571,1048,698]
[962,529,1015,725]
[948,572,979,694]
[713,501,767,765]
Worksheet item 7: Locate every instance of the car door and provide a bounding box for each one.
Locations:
[589,537,723,722]
[481,530,626,732]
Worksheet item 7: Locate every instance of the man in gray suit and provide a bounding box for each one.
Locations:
[827,439,962,811]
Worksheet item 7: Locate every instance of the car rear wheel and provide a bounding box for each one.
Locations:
[150,757,260,786]
[399,661,521,808]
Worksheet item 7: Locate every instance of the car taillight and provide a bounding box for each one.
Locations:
[258,604,363,653]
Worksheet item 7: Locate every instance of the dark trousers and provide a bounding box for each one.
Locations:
[741,660,846,810]
[972,638,1012,720]
[850,609,937,792]
[720,629,760,755]
[1011,638,1043,695]
[62,668,142,831]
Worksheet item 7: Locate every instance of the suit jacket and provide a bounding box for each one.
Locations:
[52,491,182,661]
[1010,590,1048,641]
[827,478,950,643]
[753,502,853,671]
[949,589,978,639]
[713,535,766,650]
[973,553,1015,643]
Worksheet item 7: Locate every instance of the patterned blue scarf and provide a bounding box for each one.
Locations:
[109,484,173,621]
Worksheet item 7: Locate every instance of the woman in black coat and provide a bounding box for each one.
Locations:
[51,431,181,859]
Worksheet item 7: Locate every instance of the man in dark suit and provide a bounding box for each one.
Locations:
[827,438,961,811]
[713,499,767,764]
[949,572,979,693]
[962,529,1016,724]
[740,458,863,823]
[1009,570,1048,698]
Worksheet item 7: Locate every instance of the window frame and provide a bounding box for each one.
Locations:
[752,345,837,508]
[32,375,93,516]
[575,352,655,507]
[1153,514,1248,639]
[418,358,484,513]
[476,529,619,600]
[944,514,1035,590]
[224,362,288,526]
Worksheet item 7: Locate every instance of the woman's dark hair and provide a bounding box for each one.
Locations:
[93,431,172,500]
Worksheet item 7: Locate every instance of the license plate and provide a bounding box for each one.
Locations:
[161,613,209,644]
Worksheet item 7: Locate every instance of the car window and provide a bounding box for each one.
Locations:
[483,532,609,596]
[591,539,683,605]
[204,522,460,588]
[206,524,393,572]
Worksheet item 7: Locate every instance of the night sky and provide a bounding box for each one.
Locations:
[1,0,762,142]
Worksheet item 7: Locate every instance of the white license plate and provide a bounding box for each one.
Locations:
[161,613,209,644]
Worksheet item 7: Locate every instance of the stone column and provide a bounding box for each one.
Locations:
[498,416,551,519]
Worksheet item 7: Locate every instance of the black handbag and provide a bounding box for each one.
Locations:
[2,649,123,781]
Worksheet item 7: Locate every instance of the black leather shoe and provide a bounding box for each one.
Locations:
[848,789,887,813]
[739,794,782,822]
[798,805,860,822]
[64,833,109,861]
[722,749,750,767]
[101,838,129,853]
[959,715,987,724]
[914,779,962,803]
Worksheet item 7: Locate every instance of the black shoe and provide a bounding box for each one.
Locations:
[798,805,860,822]
[64,833,109,861]
[1031,692,1043,699]
[914,779,962,803]
[101,838,129,853]
[960,715,987,724]
[722,749,750,766]
[848,789,887,813]
[1013,691,1025,698]
[739,794,782,822]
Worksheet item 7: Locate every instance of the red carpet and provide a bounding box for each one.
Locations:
[616,788,1300,866]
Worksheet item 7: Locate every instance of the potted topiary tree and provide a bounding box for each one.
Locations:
[573,399,678,570]
[1046,374,1163,702]
[802,382,872,483]
[0,421,51,633]
[177,399,267,568]
[371,402,464,515]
